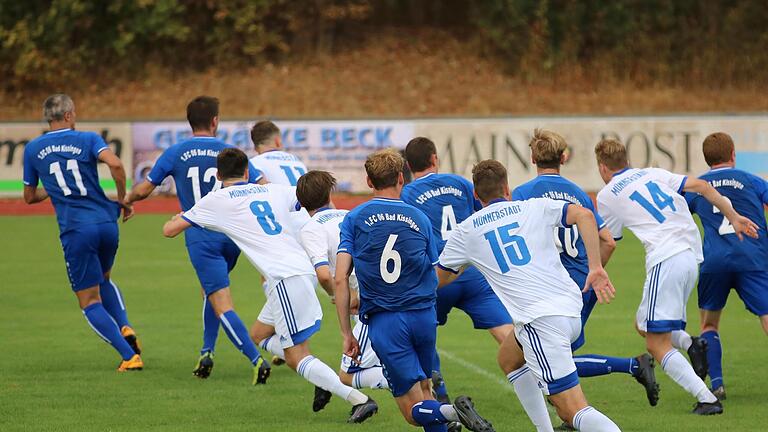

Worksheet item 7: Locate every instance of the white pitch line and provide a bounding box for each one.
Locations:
[437,348,514,393]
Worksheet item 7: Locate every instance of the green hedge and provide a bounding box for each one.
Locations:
[2,0,766,89]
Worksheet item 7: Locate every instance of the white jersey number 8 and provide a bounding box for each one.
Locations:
[380,234,402,283]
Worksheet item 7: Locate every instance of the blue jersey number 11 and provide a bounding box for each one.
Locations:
[629,181,676,223]
[483,222,531,273]
[279,165,306,186]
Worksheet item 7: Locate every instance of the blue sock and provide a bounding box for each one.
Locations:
[99,279,130,329]
[411,400,449,426]
[701,330,723,389]
[220,310,262,365]
[82,303,136,360]
[574,354,637,377]
[201,298,219,355]
[423,425,448,432]
[432,352,449,398]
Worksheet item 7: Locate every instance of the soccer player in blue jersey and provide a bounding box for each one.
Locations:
[125,96,270,384]
[686,132,768,400]
[23,94,143,371]
[335,149,496,432]
[401,138,517,400]
[513,130,659,408]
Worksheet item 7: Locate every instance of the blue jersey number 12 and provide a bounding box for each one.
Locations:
[629,181,676,223]
[483,222,531,273]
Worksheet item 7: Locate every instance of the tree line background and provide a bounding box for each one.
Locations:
[2,0,767,91]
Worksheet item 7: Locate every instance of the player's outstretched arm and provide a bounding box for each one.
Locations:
[99,149,133,221]
[22,185,48,204]
[163,212,191,238]
[334,252,360,360]
[314,265,336,299]
[598,227,616,267]
[125,181,157,206]
[684,177,759,240]
[567,204,616,304]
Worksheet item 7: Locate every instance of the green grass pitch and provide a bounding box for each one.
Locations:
[1,214,766,431]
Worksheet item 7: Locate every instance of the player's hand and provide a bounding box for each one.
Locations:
[728,214,759,241]
[585,267,615,304]
[120,201,135,222]
[343,334,360,364]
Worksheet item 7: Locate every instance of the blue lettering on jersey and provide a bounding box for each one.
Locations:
[22,128,119,233]
[512,175,605,282]
[338,198,439,320]
[401,173,481,252]
[147,136,261,245]
[687,167,768,273]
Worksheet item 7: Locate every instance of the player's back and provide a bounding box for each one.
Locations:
[688,167,768,273]
[301,208,349,272]
[339,198,438,320]
[184,183,315,280]
[401,172,479,251]
[23,128,119,233]
[443,198,582,324]
[513,175,600,282]
[250,150,307,186]
[597,168,702,269]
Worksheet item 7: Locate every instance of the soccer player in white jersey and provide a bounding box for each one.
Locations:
[437,160,621,432]
[163,148,378,423]
[295,170,389,392]
[594,139,759,415]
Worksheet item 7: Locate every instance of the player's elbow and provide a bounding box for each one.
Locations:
[602,235,616,253]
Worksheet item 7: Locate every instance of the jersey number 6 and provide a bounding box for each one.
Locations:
[380,234,402,283]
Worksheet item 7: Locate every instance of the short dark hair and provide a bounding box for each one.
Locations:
[296,171,336,212]
[404,137,437,172]
[702,132,735,166]
[187,96,219,131]
[251,120,280,147]
[217,147,249,180]
[365,149,404,190]
[472,160,508,202]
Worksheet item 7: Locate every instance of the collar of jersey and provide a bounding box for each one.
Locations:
[612,167,631,178]
[413,172,436,181]
[372,197,403,203]
[190,135,217,140]
[315,206,332,212]
[708,167,733,172]
[488,198,508,205]
[228,181,249,187]
[261,149,280,153]
[539,174,561,177]
[47,128,72,135]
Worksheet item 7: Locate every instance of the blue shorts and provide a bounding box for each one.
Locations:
[698,271,768,316]
[60,222,119,292]
[437,266,513,329]
[186,240,241,296]
[367,307,438,397]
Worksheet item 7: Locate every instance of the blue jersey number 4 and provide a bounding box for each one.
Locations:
[483,222,532,273]
[629,181,676,223]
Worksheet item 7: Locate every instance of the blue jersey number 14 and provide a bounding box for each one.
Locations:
[629,181,676,223]
[483,222,532,273]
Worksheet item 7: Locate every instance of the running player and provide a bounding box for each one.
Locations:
[686,132,768,400]
[163,148,378,423]
[294,170,389,392]
[594,138,758,414]
[513,129,658,407]
[249,120,307,185]
[23,94,142,371]
[400,138,515,402]
[125,96,269,383]
[437,159,621,432]
[335,148,496,432]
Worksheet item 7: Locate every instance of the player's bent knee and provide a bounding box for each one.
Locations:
[338,370,353,386]
[75,285,102,309]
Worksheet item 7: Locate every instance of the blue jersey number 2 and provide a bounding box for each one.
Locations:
[250,201,282,235]
[483,222,532,273]
[629,181,676,223]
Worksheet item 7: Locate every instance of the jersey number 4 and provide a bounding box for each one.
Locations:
[440,205,457,240]
[628,181,676,223]
[483,222,532,273]
[49,160,87,196]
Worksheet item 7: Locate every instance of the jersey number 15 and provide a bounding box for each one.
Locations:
[483,222,532,273]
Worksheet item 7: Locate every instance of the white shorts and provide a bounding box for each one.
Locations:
[258,274,322,349]
[515,315,581,395]
[636,249,698,333]
[340,320,382,374]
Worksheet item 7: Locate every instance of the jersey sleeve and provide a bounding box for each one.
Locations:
[651,168,688,195]
[90,132,109,159]
[247,162,264,183]
[422,214,440,265]
[181,194,220,230]
[538,198,570,228]
[299,224,330,268]
[22,146,39,186]
[337,212,355,255]
[438,223,468,273]
[597,193,624,240]
[146,148,174,186]
[581,192,606,230]
[749,173,768,205]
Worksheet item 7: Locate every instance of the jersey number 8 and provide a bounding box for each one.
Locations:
[250,201,282,235]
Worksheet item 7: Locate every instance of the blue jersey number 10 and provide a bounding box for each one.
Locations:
[250,200,282,235]
[629,181,676,223]
[483,222,532,273]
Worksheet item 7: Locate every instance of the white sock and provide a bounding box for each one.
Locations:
[671,330,693,351]
[352,367,389,389]
[661,350,717,403]
[507,367,554,432]
[439,404,459,422]
[259,335,285,360]
[572,406,621,432]
[297,355,368,405]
